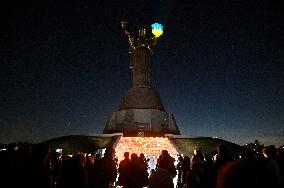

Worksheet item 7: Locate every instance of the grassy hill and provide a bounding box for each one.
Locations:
[170,136,248,157]
[41,135,119,154]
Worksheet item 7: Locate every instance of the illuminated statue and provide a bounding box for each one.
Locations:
[103,20,180,136]
[121,20,164,87]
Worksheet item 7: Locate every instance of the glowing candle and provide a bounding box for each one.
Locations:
[115,137,179,164]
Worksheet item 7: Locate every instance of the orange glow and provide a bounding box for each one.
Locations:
[115,137,179,163]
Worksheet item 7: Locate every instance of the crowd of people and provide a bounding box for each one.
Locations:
[0,142,283,188]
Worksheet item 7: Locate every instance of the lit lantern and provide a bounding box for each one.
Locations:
[151,23,163,37]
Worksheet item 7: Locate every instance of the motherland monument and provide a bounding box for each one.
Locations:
[103,21,180,136]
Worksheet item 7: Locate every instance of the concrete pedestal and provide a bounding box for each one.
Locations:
[103,109,180,136]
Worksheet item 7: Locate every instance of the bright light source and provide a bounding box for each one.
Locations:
[56,148,62,153]
[151,23,163,37]
[115,137,179,164]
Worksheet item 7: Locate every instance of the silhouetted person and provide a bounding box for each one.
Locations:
[200,153,216,188]
[118,152,131,187]
[28,143,52,188]
[50,151,61,187]
[176,155,184,188]
[262,146,283,183]
[190,150,205,188]
[276,147,284,180]
[91,153,101,188]
[56,152,88,188]
[124,153,144,188]
[215,145,234,173]
[182,156,191,188]
[157,150,176,178]
[96,147,117,188]
[0,143,20,187]
[148,168,174,188]
[85,155,94,188]
[138,153,149,187]
[216,159,283,188]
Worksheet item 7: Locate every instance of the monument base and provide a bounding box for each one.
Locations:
[103,109,180,136]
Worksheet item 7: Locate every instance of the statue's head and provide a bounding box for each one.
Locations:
[121,20,127,28]
[138,28,146,38]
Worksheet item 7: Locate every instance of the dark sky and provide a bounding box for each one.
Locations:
[1,0,284,146]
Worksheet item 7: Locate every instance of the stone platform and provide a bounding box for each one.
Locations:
[103,109,180,136]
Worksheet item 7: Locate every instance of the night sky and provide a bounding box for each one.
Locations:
[1,0,284,146]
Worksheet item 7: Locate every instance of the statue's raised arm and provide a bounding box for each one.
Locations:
[121,20,135,53]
